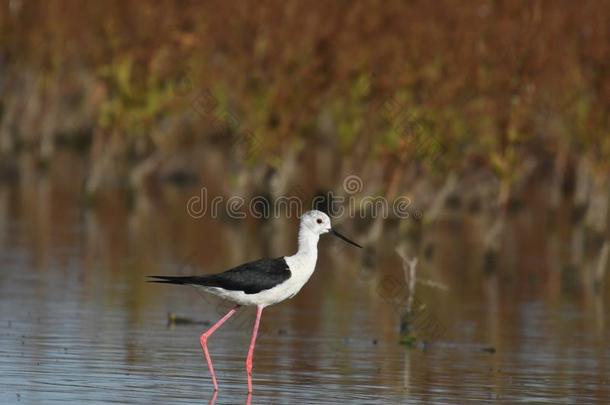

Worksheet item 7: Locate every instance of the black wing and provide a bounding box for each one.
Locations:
[148,257,291,295]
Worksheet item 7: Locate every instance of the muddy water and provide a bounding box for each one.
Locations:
[1,153,609,404]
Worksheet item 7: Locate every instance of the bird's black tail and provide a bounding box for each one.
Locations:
[147,276,198,285]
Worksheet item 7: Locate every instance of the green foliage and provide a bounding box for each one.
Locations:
[399,334,417,348]
[98,56,173,137]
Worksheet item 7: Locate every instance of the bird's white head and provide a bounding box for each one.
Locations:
[299,210,362,249]
[300,210,332,235]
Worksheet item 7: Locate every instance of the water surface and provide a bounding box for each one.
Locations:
[1,155,609,404]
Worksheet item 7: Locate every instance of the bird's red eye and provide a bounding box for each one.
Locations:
[316,218,323,224]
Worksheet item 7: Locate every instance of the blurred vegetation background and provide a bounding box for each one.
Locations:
[1,0,609,278]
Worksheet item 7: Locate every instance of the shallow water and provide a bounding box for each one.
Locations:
[1,155,609,404]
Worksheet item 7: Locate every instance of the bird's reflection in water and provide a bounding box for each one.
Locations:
[206,391,251,405]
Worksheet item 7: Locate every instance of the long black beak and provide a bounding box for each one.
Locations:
[329,228,362,248]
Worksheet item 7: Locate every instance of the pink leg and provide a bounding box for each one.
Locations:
[208,390,218,405]
[200,305,240,391]
[246,305,264,393]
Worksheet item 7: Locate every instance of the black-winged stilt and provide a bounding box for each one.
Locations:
[149,210,361,392]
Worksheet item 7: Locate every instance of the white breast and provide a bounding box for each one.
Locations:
[283,252,318,298]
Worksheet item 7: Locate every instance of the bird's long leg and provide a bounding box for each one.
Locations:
[245,305,264,393]
[200,305,240,391]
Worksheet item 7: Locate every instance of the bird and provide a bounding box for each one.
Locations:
[148,210,362,393]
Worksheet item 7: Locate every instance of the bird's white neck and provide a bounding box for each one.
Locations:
[285,224,320,297]
[294,224,319,257]
[281,223,320,301]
